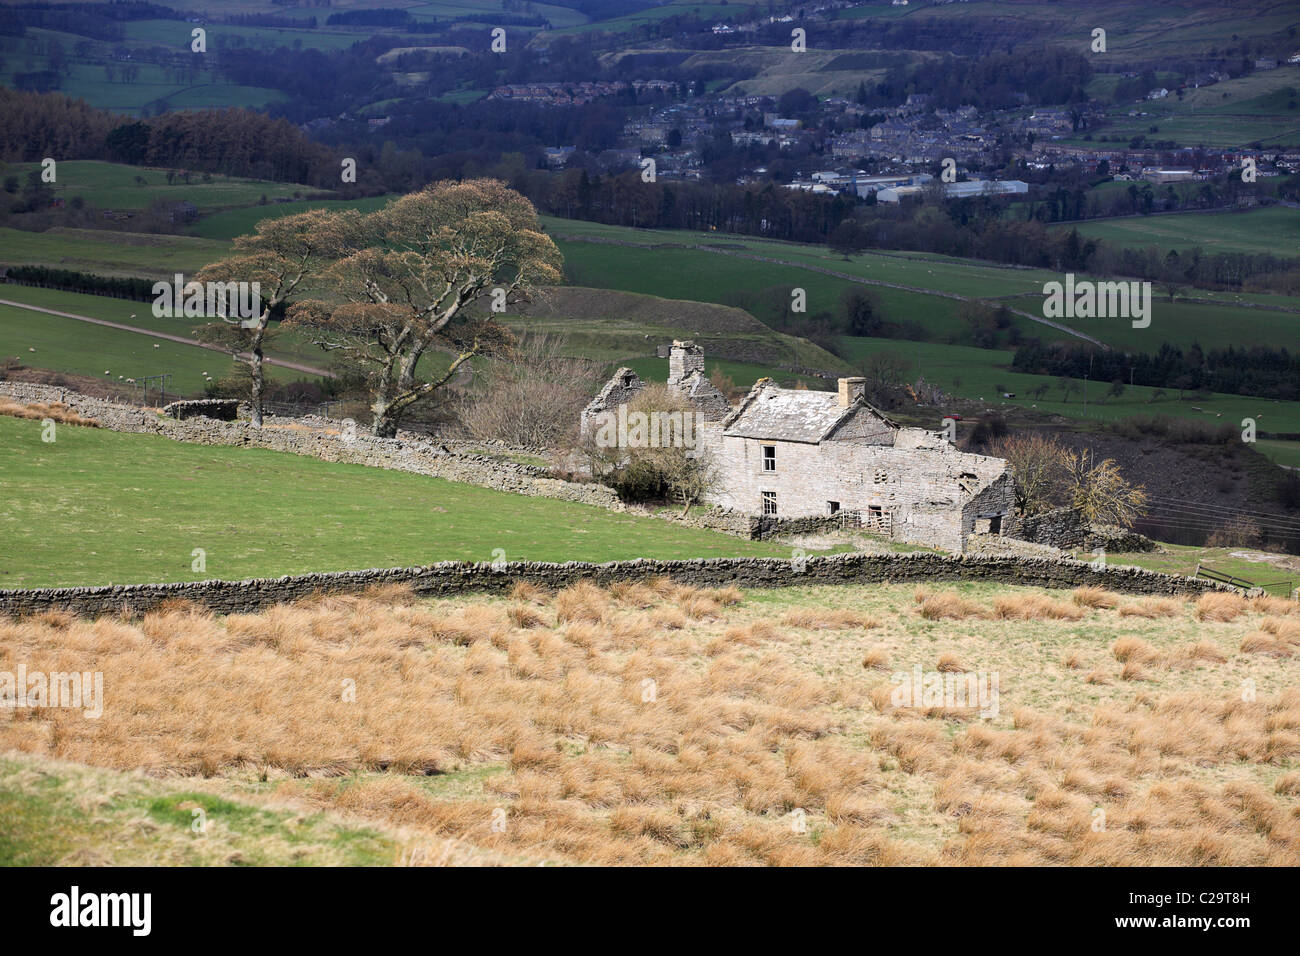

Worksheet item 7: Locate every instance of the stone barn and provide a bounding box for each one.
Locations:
[584,342,1015,552]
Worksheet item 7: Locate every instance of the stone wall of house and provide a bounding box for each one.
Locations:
[1008,507,1090,550]
[706,431,1009,552]
[0,382,621,510]
[0,552,1236,618]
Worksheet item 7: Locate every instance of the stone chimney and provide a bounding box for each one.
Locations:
[837,377,867,407]
[668,340,705,385]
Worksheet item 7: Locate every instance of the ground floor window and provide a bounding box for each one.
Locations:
[761,491,777,515]
[827,500,840,515]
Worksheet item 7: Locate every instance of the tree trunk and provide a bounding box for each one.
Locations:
[370,394,398,437]
[249,344,264,427]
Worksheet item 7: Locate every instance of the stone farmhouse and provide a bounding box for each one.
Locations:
[582,342,1016,553]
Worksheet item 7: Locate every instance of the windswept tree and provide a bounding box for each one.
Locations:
[1065,449,1147,528]
[193,208,354,425]
[288,179,563,437]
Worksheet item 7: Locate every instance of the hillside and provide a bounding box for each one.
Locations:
[511,285,849,373]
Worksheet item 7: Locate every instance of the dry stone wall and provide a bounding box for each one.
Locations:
[0,382,621,509]
[0,552,1235,619]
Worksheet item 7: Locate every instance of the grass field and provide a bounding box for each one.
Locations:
[835,335,1300,436]
[0,416,801,588]
[1050,207,1300,257]
[0,29,284,113]
[544,216,1300,353]
[0,227,230,279]
[1073,545,1300,591]
[0,753,402,866]
[0,302,286,397]
[0,284,331,373]
[3,578,1296,864]
[1080,63,1300,148]
[4,161,329,214]
[191,196,394,241]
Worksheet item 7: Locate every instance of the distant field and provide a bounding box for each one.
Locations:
[0,285,328,374]
[624,355,830,391]
[836,335,1300,436]
[192,196,393,241]
[544,216,1298,352]
[0,30,284,113]
[4,160,328,214]
[0,300,316,397]
[1075,63,1300,147]
[1050,207,1300,257]
[0,416,799,588]
[0,227,230,279]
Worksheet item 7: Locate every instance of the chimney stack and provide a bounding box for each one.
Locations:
[668,340,705,385]
[837,377,867,407]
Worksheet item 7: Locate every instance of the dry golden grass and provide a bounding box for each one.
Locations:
[1072,586,1120,609]
[1251,595,1300,616]
[1241,633,1294,657]
[0,398,98,427]
[936,653,968,673]
[1197,592,1249,623]
[1118,597,1184,619]
[5,579,1298,866]
[861,646,890,671]
[992,594,1084,621]
[780,608,877,629]
[913,587,985,620]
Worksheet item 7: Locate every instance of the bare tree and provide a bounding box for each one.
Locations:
[288,179,563,437]
[459,334,601,449]
[194,209,353,425]
[988,432,1070,516]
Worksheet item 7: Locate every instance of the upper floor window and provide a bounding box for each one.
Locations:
[762,444,776,472]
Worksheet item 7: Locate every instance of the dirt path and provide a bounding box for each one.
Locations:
[0,297,331,377]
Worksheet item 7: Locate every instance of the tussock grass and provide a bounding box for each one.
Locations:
[913,587,985,621]
[1118,597,1184,619]
[780,608,877,629]
[0,398,99,428]
[7,579,1298,866]
[1072,586,1120,609]
[1241,633,1294,657]
[1197,592,1249,623]
[992,594,1084,621]
[861,646,890,671]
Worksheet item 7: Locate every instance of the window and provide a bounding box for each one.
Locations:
[762,444,776,472]
[761,491,777,515]
[873,469,887,484]
[828,501,840,515]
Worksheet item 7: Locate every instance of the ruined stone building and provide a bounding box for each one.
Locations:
[583,342,1015,552]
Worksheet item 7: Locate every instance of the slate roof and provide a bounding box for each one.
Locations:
[722,381,887,444]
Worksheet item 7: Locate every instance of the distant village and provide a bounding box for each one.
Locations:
[453,2,1300,207]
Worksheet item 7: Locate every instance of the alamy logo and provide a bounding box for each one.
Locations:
[50,886,151,936]
[591,406,700,453]
[1042,273,1150,329]
[890,665,999,718]
[152,274,261,327]
[0,665,102,719]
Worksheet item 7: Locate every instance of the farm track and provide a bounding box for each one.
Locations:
[0,298,331,377]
